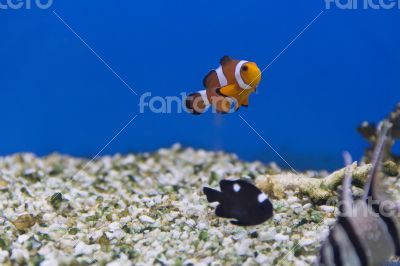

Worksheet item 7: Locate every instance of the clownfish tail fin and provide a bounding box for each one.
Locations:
[185,90,210,115]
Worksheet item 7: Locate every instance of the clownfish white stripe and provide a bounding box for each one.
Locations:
[199,90,210,106]
[215,66,228,87]
[235,60,251,90]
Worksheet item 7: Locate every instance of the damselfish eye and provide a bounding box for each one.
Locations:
[241,65,248,71]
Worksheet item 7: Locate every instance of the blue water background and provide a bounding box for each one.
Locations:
[1,1,399,170]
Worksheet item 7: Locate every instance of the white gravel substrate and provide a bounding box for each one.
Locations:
[1,145,397,266]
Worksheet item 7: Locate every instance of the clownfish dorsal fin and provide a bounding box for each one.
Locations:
[362,120,392,202]
[220,56,232,66]
[340,151,354,215]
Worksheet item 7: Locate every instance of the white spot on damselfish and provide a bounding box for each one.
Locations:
[233,183,241,192]
[258,193,268,203]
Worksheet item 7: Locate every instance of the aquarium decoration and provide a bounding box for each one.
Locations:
[203,179,273,226]
[185,56,261,114]
[255,164,372,204]
[254,103,400,204]
[358,102,400,163]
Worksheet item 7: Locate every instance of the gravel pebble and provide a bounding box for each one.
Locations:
[0,146,382,265]
[139,215,155,224]
[235,239,252,256]
[320,205,336,213]
[274,234,290,242]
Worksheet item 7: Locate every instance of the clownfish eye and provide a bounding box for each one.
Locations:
[241,65,248,71]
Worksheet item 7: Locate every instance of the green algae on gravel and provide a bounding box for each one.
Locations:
[0,145,398,265]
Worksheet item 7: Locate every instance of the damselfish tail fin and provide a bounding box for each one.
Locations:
[185,90,210,115]
[203,187,222,203]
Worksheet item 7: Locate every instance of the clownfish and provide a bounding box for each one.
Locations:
[185,56,262,115]
[203,179,273,226]
[319,121,400,266]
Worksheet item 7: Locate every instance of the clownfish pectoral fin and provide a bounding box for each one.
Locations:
[216,87,227,97]
[217,84,240,98]
[220,56,232,66]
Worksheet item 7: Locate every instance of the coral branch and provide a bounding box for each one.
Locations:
[255,164,372,204]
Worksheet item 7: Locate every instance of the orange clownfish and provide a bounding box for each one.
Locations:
[185,56,262,115]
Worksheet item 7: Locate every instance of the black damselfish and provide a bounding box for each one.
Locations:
[203,179,273,226]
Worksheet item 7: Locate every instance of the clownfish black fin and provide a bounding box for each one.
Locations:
[220,56,232,66]
[216,87,227,97]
